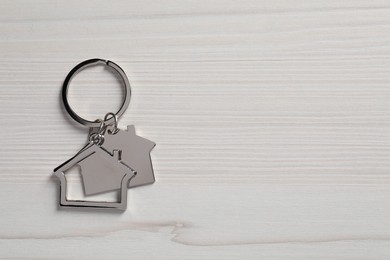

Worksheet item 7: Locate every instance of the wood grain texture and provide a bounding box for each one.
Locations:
[0,0,390,258]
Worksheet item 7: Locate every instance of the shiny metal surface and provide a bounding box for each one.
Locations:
[55,60,155,210]
[90,125,156,188]
[62,58,131,128]
[54,143,136,210]
[104,112,119,134]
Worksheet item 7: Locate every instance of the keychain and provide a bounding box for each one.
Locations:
[53,59,155,210]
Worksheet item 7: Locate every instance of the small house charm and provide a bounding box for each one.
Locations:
[91,125,156,187]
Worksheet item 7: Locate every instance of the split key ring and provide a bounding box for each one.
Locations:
[62,58,131,128]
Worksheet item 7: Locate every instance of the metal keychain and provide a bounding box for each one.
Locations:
[53,58,156,210]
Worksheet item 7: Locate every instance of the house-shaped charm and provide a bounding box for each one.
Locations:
[91,125,156,188]
[54,143,136,210]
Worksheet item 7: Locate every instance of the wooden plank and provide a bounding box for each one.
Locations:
[1,183,390,259]
[0,0,389,258]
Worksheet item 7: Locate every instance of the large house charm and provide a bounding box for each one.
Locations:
[53,126,155,210]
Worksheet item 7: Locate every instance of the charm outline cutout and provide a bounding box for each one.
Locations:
[54,143,136,210]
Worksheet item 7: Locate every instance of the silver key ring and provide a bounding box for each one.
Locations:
[62,58,131,128]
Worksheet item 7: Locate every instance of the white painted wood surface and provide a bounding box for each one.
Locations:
[1,0,390,258]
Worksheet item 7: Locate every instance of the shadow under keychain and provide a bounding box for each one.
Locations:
[53,59,155,210]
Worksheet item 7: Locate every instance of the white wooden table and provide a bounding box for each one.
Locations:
[1,0,390,259]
